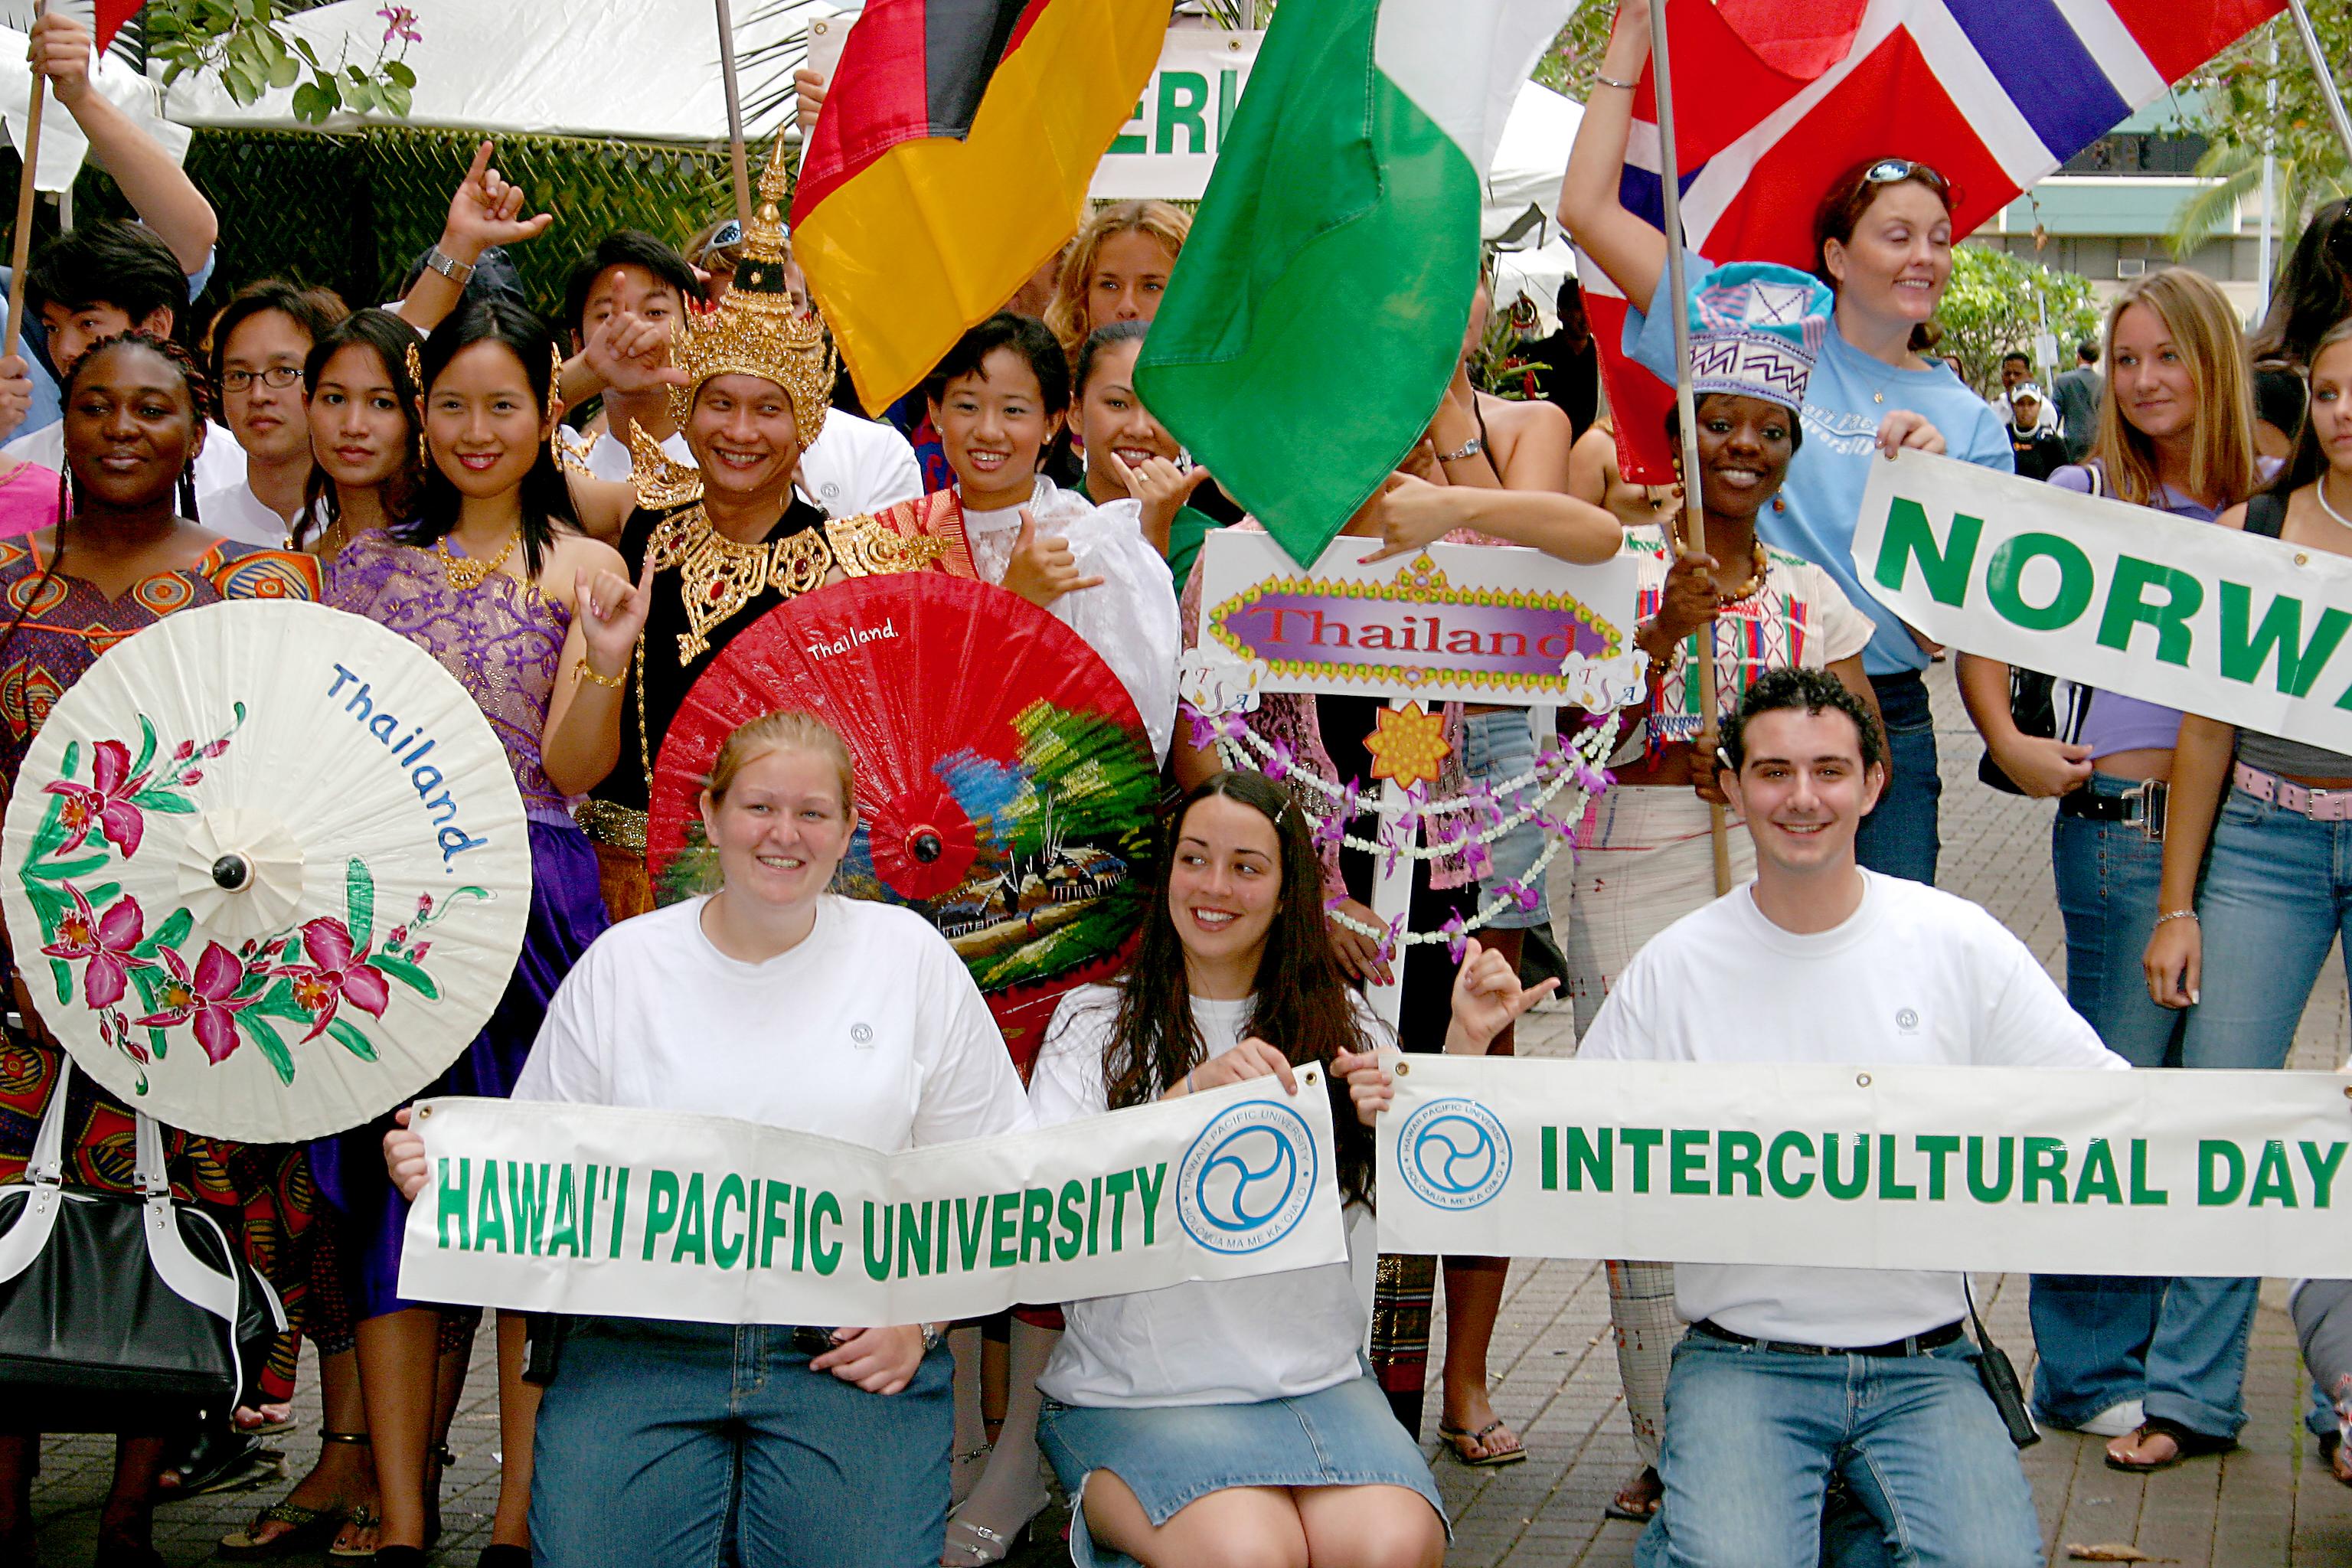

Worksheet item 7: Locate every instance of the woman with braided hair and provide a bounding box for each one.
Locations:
[0,330,319,1568]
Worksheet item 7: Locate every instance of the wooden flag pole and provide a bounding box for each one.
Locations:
[5,5,47,361]
[2286,0,2352,166]
[1646,0,1732,897]
[712,0,753,235]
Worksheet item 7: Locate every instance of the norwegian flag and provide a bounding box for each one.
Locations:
[1592,0,2285,482]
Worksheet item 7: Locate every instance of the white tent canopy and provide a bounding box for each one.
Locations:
[161,0,828,142]
[1485,79,1581,246]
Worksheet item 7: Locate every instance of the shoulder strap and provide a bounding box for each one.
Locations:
[2246,491,2289,540]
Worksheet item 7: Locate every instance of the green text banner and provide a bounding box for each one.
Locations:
[400,1073,1342,1323]
[1854,451,2352,754]
[1379,1057,2352,1276]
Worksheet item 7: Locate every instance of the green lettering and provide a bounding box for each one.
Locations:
[1622,1127,1664,1194]
[1055,1181,1085,1262]
[864,1200,895,1280]
[1564,1127,1612,1192]
[2073,1139,2123,1205]
[1916,1135,1960,1200]
[1984,531,2096,630]
[1821,1133,1869,1200]
[1136,1163,1165,1246]
[1669,1129,1710,1195]
[2198,1140,2246,1207]
[546,1163,580,1258]
[1768,1132,1815,1198]
[607,1167,629,1259]
[2249,1140,2298,1207]
[1717,1130,1763,1197]
[2129,1140,2169,1206]
[1109,96,1145,155]
[2022,1137,2069,1204]
[507,1161,551,1256]
[1878,1134,1917,1200]
[2220,583,2351,696]
[475,1158,507,1253]
[1542,1125,1557,1191]
[2096,554,2203,664]
[809,1191,841,1276]
[2301,1142,2347,1208]
[1086,1176,1102,1256]
[1872,497,1982,605]
[956,1195,988,1271]
[1155,70,1209,155]
[897,1199,932,1277]
[989,1190,1020,1269]
[760,1180,792,1269]
[671,1173,708,1264]
[436,1157,470,1249]
[580,1165,599,1257]
[1966,1137,2014,1202]
[711,1174,746,1269]
[1020,1187,1054,1264]
[1104,1170,1135,1250]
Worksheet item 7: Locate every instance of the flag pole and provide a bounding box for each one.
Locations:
[712,0,753,235]
[2286,0,2352,167]
[5,2,47,361]
[1645,0,1732,896]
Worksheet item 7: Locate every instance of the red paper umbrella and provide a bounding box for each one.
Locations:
[647,574,1158,1073]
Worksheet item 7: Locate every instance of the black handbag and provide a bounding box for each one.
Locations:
[0,1060,285,1431]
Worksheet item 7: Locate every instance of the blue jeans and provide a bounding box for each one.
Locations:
[2029,779,2184,1423]
[2134,785,2352,1439]
[1635,1330,2040,1568]
[529,1318,953,1567]
[1856,671,1939,885]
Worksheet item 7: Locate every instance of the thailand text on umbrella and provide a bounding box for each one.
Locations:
[645,574,1156,1073]
[1,599,531,1142]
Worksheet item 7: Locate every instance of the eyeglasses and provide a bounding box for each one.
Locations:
[221,365,303,393]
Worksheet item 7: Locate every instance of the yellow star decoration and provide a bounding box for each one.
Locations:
[1364,701,1452,790]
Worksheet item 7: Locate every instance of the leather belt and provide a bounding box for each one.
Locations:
[2234,760,2352,822]
[1690,1318,1965,1358]
[2057,779,2167,840]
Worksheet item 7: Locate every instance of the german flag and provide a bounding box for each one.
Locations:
[790,0,1168,414]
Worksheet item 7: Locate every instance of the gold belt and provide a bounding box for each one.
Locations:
[575,799,648,852]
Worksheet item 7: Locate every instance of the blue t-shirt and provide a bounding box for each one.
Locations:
[1625,253,2014,675]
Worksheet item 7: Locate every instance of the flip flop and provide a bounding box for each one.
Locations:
[218,1501,348,1560]
[2103,1417,2234,1474]
[1439,1418,1528,1467]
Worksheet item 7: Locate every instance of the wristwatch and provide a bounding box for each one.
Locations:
[920,1322,945,1354]
[1436,435,1485,463]
[423,245,476,284]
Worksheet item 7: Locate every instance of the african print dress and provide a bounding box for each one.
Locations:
[0,535,322,1403]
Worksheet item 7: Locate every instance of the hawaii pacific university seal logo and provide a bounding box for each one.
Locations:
[1397,1098,1512,1211]
[1176,1096,1321,1255]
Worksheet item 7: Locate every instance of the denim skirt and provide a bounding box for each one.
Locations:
[1037,1371,1445,1567]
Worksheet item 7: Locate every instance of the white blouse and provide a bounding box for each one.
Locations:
[959,475,1181,763]
[1028,985,1370,1408]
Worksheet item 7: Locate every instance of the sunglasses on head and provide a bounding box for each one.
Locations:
[1860,158,1961,208]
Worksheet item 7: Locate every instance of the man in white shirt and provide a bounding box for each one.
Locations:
[1580,666,2125,1566]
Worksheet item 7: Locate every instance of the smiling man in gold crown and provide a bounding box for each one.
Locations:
[557,136,944,919]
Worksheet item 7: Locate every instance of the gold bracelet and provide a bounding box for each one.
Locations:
[573,662,626,689]
[2154,908,2199,926]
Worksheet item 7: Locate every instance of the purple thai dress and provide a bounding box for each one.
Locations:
[312,530,609,1321]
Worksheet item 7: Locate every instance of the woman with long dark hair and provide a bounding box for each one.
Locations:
[1030,772,1550,1567]
[297,309,429,564]
[315,297,648,1568]
[0,332,320,1568]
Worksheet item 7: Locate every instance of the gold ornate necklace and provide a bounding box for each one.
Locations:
[436,531,517,591]
[645,503,834,662]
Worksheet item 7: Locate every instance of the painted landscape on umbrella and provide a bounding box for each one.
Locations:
[15,707,471,1093]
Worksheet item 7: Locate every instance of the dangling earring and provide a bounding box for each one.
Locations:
[1772,496,1787,511]
[546,344,565,469]
[406,342,429,472]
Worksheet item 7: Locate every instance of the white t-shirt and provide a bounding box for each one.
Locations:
[1030,985,1373,1407]
[513,895,1032,1152]
[192,478,299,549]
[567,406,923,519]
[1577,871,2125,1346]
[9,416,250,513]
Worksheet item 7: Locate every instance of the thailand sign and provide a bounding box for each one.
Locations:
[1854,451,2352,754]
[1193,531,1644,710]
[1380,1056,2352,1277]
[400,1070,1344,1324]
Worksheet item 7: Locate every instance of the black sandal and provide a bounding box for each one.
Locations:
[2104,1416,2235,1473]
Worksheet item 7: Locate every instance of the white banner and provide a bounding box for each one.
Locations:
[1853,450,2352,753]
[399,1072,1344,1323]
[1378,1057,2352,1277]
[1090,31,1261,200]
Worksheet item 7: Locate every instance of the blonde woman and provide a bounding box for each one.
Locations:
[1043,201,1191,361]
[1958,269,2266,1458]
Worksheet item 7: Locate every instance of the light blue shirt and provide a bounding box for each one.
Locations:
[1625,253,2014,676]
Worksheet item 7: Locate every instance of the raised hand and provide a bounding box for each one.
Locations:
[584,309,688,396]
[29,11,94,109]
[1445,936,1557,1053]
[1105,450,1214,551]
[440,140,554,260]
[1001,511,1104,608]
[575,550,655,683]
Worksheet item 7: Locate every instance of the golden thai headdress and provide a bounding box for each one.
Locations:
[666,134,835,447]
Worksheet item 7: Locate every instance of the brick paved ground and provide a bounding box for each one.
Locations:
[26,665,2352,1565]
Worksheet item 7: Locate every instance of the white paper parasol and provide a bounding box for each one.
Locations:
[1,599,531,1142]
